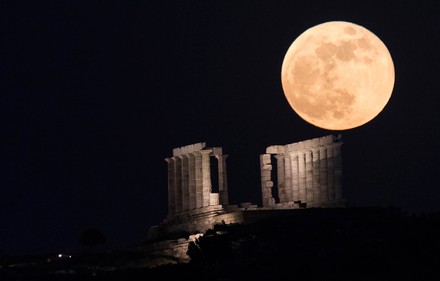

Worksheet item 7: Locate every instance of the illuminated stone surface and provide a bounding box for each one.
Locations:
[145,136,347,264]
[260,134,345,208]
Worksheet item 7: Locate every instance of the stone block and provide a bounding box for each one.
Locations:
[173,142,206,156]
[210,193,219,205]
[260,154,271,164]
[262,164,272,170]
[266,145,285,154]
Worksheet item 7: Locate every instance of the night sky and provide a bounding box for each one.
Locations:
[2,1,440,256]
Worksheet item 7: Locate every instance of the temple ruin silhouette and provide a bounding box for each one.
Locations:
[143,134,347,262]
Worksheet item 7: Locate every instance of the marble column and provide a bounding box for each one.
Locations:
[326,145,335,205]
[319,147,328,205]
[180,154,189,211]
[275,154,286,203]
[173,156,182,213]
[298,152,307,203]
[333,143,343,203]
[165,158,176,215]
[305,150,314,204]
[216,154,229,206]
[290,152,299,202]
[200,150,212,207]
[283,154,293,203]
[188,153,196,210]
[260,154,274,207]
[193,152,203,208]
[311,148,321,207]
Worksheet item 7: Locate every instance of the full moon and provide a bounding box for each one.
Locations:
[281,21,395,130]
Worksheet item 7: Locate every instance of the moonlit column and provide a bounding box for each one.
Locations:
[290,152,299,202]
[216,154,229,206]
[333,143,343,204]
[180,154,189,211]
[173,156,182,213]
[319,147,328,205]
[260,154,274,207]
[311,148,321,207]
[298,152,307,203]
[193,152,203,208]
[274,154,285,203]
[326,145,335,205]
[305,150,314,204]
[188,153,196,210]
[200,150,212,207]
[165,157,176,215]
[283,154,293,203]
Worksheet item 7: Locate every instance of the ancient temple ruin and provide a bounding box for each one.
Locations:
[260,134,344,208]
[147,142,240,243]
[164,142,229,215]
[144,135,347,262]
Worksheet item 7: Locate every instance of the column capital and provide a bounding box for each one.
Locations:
[199,149,212,156]
[324,142,343,149]
[310,147,320,153]
[287,151,299,157]
[274,154,282,159]
[164,157,173,163]
[215,154,228,160]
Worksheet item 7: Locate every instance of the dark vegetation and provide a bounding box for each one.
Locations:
[1,207,440,280]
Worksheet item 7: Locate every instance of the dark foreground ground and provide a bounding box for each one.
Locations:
[2,207,440,281]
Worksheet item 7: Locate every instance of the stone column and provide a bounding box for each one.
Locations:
[200,150,212,207]
[193,152,203,208]
[180,155,190,211]
[173,156,182,213]
[188,153,196,210]
[311,148,321,207]
[305,150,314,204]
[333,143,343,204]
[283,154,293,203]
[290,152,299,202]
[326,145,335,205]
[274,154,286,203]
[260,154,274,207]
[216,154,229,206]
[298,152,307,203]
[165,158,176,215]
[319,147,328,205]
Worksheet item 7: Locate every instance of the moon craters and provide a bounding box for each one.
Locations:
[281,21,394,130]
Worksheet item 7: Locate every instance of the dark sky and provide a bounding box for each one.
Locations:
[1,0,440,256]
